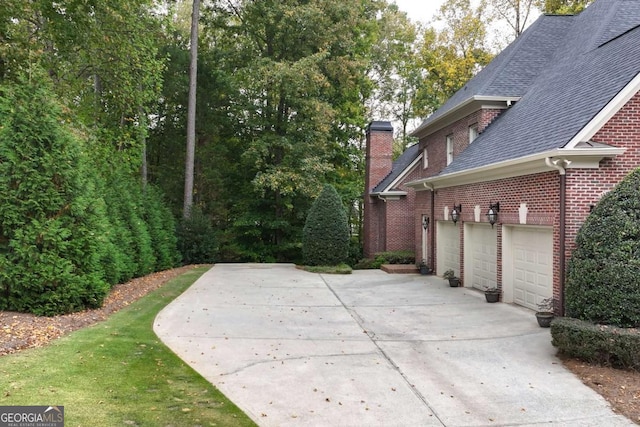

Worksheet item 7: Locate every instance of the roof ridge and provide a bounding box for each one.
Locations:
[474,15,545,94]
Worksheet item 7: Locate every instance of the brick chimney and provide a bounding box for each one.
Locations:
[364,121,394,194]
[363,121,394,258]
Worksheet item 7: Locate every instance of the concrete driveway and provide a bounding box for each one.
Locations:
[154,264,633,426]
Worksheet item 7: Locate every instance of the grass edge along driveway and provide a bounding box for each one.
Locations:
[0,266,256,427]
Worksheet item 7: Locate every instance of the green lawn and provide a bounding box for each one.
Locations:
[0,266,256,427]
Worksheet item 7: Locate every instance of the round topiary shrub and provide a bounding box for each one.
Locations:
[302,184,349,266]
[565,168,640,327]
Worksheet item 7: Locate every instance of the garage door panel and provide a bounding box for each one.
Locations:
[512,227,553,310]
[467,225,497,291]
[437,222,460,274]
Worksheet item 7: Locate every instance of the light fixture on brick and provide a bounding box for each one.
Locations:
[486,202,500,228]
[450,204,462,224]
[422,216,429,230]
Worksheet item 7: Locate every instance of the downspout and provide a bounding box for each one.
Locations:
[545,157,569,316]
[431,190,436,273]
[424,182,436,273]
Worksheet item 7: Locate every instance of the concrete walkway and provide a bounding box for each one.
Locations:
[154,264,634,426]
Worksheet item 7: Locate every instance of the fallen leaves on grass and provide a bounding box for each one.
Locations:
[0,265,198,356]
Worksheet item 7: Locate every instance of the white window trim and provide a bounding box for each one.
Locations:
[469,124,478,143]
[446,135,453,165]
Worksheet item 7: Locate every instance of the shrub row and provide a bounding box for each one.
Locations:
[353,251,416,269]
[0,73,180,316]
[551,317,640,370]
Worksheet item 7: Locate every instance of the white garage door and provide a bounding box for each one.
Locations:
[437,221,460,275]
[512,227,553,310]
[466,224,497,291]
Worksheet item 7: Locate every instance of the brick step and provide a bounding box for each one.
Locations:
[381,264,419,274]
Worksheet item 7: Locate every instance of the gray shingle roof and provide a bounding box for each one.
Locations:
[412,14,575,133]
[442,0,640,174]
[372,143,420,193]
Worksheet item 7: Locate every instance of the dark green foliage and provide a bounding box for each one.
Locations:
[303,264,353,274]
[177,208,217,264]
[347,238,363,267]
[565,169,640,327]
[353,251,416,270]
[302,184,350,266]
[102,175,155,280]
[551,317,640,370]
[142,186,181,270]
[0,74,110,315]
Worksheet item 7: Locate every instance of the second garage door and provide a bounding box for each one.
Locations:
[464,224,497,291]
[437,221,460,275]
[509,227,553,310]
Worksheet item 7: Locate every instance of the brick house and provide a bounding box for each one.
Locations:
[363,0,640,314]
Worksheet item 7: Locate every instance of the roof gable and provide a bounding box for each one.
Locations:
[595,0,640,48]
[372,143,420,194]
[435,0,640,175]
[412,14,575,137]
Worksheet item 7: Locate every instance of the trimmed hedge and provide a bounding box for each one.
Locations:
[565,168,640,327]
[551,317,640,370]
[353,251,416,270]
[302,184,350,266]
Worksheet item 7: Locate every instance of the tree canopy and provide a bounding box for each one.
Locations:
[0,0,594,313]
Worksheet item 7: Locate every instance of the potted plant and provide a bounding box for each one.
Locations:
[483,286,500,303]
[417,260,431,275]
[443,269,460,287]
[535,297,555,327]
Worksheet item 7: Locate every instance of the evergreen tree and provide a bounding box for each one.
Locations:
[302,184,350,266]
[0,72,110,315]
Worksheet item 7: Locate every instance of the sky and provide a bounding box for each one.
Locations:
[391,0,446,24]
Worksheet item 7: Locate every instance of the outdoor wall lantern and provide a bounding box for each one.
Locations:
[486,202,500,228]
[450,204,462,224]
[422,216,430,230]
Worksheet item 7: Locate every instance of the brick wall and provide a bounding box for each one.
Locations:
[384,166,421,253]
[432,172,559,289]
[419,109,505,178]
[565,91,640,252]
[409,92,640,304]
[364,122,393,192]
[364,91,639,289]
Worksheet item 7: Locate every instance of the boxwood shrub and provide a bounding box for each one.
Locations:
[551,317,640,370]
[565,168,640,328]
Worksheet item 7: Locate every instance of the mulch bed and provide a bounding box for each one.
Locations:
[0,265,196,356]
